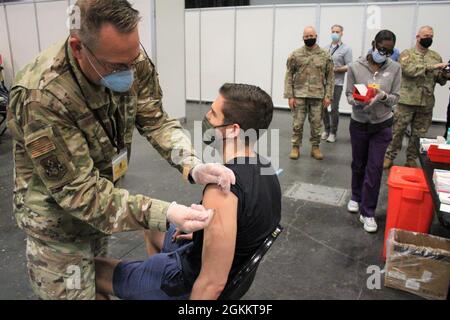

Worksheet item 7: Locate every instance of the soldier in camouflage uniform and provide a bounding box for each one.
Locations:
[384,26,449,168]
[284,26,334,160]
[6,0,234,300]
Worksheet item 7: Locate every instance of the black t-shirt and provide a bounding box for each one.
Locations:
[181,155,282,287]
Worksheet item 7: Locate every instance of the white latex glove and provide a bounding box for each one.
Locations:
[190,163,236,192]
[166,202,214,233]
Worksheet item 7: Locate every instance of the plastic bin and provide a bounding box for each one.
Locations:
[428,144,450,164]
[383,166,434,259]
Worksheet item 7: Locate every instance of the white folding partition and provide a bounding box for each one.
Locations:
[186,1,450,122]
[200,9,235,102]
[154,0,186,119]
[132,0,155,60]
[0,5,13,88]
[185,10,200,101]
[272,5,317,107]
[35,1,69,50]
[235,7,274,95]
[5,3,41,80]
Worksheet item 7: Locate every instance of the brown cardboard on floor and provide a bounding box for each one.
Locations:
[385,229,450,300]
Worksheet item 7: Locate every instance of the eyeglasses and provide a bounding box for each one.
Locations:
[376,45,394,57]
[82,43,148,75]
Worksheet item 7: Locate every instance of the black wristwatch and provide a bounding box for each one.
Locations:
[188,172,196,184]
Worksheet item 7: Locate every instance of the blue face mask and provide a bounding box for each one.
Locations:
[83,45,135,92]
[331,33,340,42]
[100,69,135,93]
[371,49,387,64]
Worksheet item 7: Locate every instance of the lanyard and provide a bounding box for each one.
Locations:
[65,40,122,152]
[329,44,340,56]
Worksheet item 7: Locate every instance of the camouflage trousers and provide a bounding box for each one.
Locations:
[26,235,109,300]
[291,98,324,147]
[385,103,433,161]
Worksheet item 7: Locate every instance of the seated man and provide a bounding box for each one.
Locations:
[95,83,282,300]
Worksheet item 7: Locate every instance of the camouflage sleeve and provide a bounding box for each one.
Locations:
[400,50,428,78]
[436,70,448,86]
[283,54,295,99]
[21,91,169,234]
[325,55,335,100]
[382,65,401,107]
[433,54,448,86]
[135,57,202,180]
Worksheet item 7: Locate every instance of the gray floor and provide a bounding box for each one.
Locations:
[1,102,449,300]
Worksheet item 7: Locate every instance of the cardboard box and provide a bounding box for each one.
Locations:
[384,229,450,300]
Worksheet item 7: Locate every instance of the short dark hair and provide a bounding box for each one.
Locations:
[374,29,396,46]
[331,24,344,32]
[219,83,274,140]
[71,0,141,49]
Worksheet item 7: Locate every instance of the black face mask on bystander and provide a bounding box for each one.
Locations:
[304,38,317,47]
[419,37,433,48]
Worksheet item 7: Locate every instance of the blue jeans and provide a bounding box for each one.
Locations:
[112,224,194,300]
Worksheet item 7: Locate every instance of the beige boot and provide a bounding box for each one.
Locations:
[311,146,324,160]
[289,146,300,160]
[383,158,393,170]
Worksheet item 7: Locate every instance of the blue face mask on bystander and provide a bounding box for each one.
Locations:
[331,33,340,43]
[371,49,387,64]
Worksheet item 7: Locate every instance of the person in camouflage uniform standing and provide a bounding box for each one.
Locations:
[284,26,334,160]
[384,26,449,168]
[6,0,235,300]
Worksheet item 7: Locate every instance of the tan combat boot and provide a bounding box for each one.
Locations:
[405,159,418,168]
[383,158,393,170]
[311,146,324,160]
[290,146,300,160]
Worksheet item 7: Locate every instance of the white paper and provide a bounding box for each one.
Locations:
[354,84,368,96]
[437,144,450,150]
[387,271,406,281]
[405,279,420,291]
[421,271,433,282]
[440,203,450,213]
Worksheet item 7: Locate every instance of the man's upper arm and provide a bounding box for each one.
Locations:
[199,184,238,284]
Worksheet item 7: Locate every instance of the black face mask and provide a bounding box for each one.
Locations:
[304,38,317,47]
[419,37,433,48]
[202,116,232,145]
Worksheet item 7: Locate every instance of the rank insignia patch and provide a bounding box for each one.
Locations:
[40,155,67,180]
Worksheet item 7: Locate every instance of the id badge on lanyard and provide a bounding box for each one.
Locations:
[112,148,128,182]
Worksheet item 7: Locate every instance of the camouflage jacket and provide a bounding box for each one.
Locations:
[7,40,201,243]
[284,45,334,100]
[399,47,448,108]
